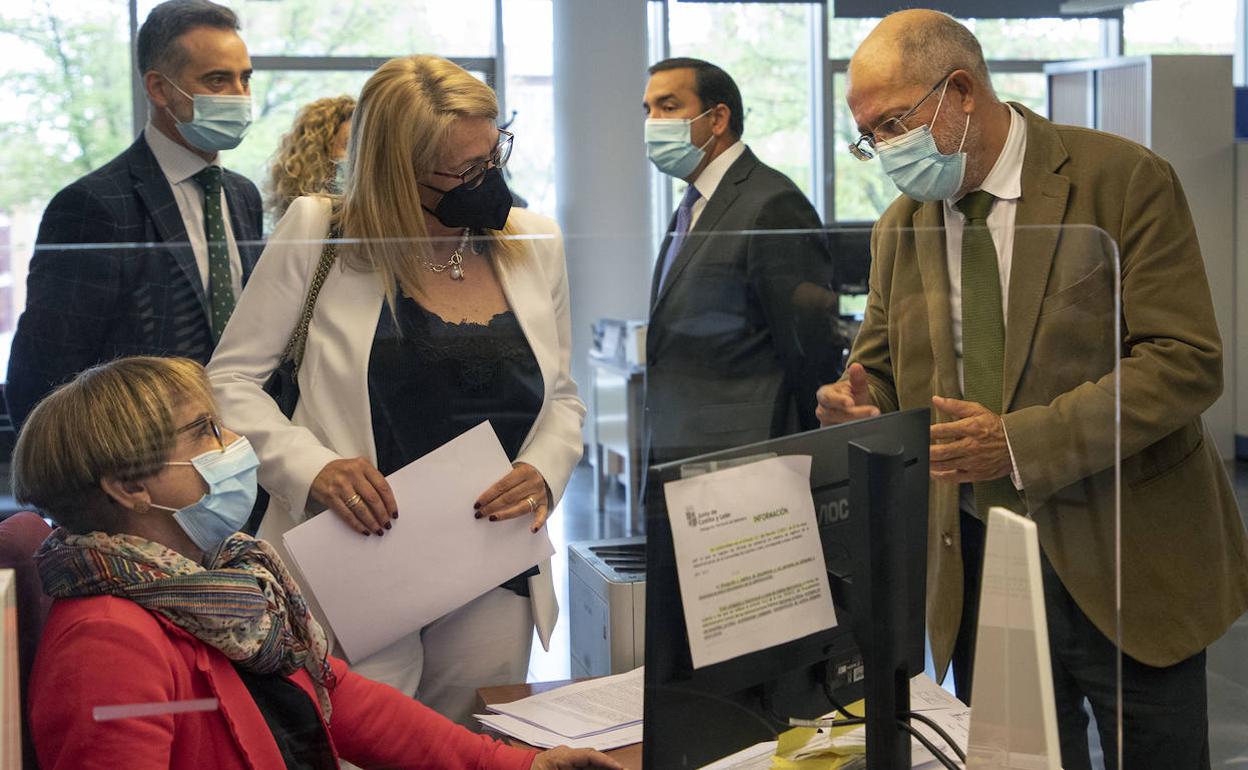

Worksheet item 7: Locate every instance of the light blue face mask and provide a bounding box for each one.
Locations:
[876,81,971,202]
[645,108,715,180]
[151,436,260,554]
[163,75,253,153]
[330,158,348,194]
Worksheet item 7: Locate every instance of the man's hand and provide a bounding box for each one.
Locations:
[815,363,880,426]
[929,395,1014,483]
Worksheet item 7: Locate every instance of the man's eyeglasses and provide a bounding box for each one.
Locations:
[848,72,954,161]
[176,413,225,452]
[431,129,514,190]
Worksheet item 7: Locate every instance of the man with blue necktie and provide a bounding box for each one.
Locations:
[6,0,263,430]
[641,58,839,466]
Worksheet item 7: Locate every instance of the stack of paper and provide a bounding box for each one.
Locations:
[475,667,644,751]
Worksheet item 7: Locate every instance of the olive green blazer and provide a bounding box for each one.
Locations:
[850,104,1248,678]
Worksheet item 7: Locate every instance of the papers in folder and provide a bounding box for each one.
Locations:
[475,667,643,751]
[282,422,554,662]
[698,674,969,769]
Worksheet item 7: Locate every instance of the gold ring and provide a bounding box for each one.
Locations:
[526,496,537,514]
[344,493,363,509]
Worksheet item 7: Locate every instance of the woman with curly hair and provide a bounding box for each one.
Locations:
[265,95,355,220]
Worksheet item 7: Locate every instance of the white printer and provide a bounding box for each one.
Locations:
[568,537,646,677]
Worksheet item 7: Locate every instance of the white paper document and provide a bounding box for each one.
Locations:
[486,666,643,739]
[282,421,554,662]
[475,713,642,750]
[662,455,837,668]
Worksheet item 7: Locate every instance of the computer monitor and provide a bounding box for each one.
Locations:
[827,225,873,294]
[642,408,930,768]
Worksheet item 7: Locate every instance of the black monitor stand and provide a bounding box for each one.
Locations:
[850,437,912,770]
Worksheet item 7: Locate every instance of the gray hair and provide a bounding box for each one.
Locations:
[136,0,239,76]
[890,12,995,97]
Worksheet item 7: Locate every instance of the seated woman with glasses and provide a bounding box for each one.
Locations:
[18,356,617,770]
[206,54,585,726]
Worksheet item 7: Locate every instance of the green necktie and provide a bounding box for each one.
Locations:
[193,165,235,341]
[956,190,1021,516]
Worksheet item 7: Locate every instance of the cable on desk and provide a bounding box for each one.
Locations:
[897,720,962,770]
[904,710,967,763]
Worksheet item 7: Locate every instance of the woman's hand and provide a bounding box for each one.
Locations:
[475,462,553,532]
[310,458,397,536]
[531,746,626,770]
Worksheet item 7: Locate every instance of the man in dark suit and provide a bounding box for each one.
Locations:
[6,0,262,429]
[641,58,839,465]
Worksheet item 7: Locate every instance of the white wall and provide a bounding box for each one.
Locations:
[552,0,652,440]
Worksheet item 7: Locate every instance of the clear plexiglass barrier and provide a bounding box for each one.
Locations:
[3,217,1244,770]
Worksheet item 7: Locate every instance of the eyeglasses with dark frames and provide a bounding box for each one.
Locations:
[430,128,514,190]
[848,72,956,161]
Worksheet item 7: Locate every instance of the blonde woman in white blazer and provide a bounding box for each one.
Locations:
[206,55,585,727]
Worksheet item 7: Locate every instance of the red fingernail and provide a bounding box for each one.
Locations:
[384,522,392,530]
[474,512,483,519]
[473,502,481,510]
[361,530,370,536]
[488,515,497,522]
[375,529,384,536]
[392,512,399,519]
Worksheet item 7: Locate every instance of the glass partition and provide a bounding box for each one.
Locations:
[634,222,1122,769]
[12,213,1248,770]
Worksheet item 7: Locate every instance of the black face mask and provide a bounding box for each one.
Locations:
[422,167,513,231]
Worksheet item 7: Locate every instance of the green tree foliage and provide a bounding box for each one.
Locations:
[0,3,132,211]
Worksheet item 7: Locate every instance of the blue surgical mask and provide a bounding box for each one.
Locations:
[645,108,715,179]
[876,81,970,202]
[151,437,260,554]
[163,74,253,153]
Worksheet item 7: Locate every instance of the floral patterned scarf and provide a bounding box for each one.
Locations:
[35,529,336,720]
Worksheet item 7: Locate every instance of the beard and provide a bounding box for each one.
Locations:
[930,108,986,199]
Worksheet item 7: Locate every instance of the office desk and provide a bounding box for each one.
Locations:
[476,681,643,768]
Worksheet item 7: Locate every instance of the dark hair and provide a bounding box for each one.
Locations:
[136,0,240,76]
[648,57,745,138]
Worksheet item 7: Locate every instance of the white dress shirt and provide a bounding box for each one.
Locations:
[686,140,746,230]
[941,105,1027,492]
[144,122,245,297]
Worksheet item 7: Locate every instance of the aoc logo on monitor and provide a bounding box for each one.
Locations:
[818,497,850,526]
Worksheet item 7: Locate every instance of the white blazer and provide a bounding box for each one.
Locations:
[206,195,585,650]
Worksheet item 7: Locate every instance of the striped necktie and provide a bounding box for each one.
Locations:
[193,165,235,342]
[956,190,1021,516]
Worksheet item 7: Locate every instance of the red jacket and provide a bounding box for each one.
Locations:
[29,596,539,770]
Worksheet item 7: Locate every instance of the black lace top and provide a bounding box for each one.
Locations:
[367,291,544,595]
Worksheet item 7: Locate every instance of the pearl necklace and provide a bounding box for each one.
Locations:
[424,229,471,281]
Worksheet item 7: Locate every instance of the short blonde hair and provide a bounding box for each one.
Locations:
[12,356,215,532]
[265,95,356,220]
[336,54,521,306]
